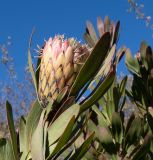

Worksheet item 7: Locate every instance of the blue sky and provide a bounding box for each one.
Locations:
[0,0,153,81]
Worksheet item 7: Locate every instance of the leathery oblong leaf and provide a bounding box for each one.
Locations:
[80,69,115,114]
[111,112,123,144]
[96,44,116,78]
[31,110,46,160]
[19,116,27,160]
[0,138,15,160]
[125,117,142,149]
[125,48,140,76]
[119,75,127,96]
[6,101,18,160]
[98,127,116,154]
[69,32,111,97]
[47,104,80,146]
[132,133,152,160]
[47,116,75,159]
[25,100,42,152]
[28,29,38,92]
[69,132,94,160]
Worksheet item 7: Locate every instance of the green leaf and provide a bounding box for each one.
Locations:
[19,116,27,160]
[140,41,148,59]
[80,70,115,113]
[70,32,111,97]
[147,113,153,133]
[113,86,120,112]
[47,116,75,159]
[119,96,126,111]
[132,133,152,160]
[63,150,74,160]
[94,44,116,79]
[86,20,98,44]
[28,48,37,92]
[106,101,115,122]
[69,132,94,160]
[150,137,153,154]
[0,138,15,160]
[125,49,140,76]
[31,110,46,160]
[99,127,116,154]
[35,57,41,91]
[51,96,75,122]
[76,79,92,101]
[47,104,80,146]
[140,41,148,69]
[28,29,37,92]
[102,92,115,119]
[6,101,18,160]
[92,105,109,127]
[119,76,127,96]
[125,114,135,135]
[148,77,153,100]
[53,114,90,159]
[25,100,42,152]
[115,46,126,66]
[43,121,48,159]
[113,21,120,45]
[56,86,69,103]
[125,117,142,149]
[111,112,123,144]
[87,119,99,135]
[98,98,108,119]
[146,46,153,70]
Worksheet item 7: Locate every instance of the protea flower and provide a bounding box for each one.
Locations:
[38,35,90,106]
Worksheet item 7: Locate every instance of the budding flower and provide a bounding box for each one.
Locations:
[38,35,90,106]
